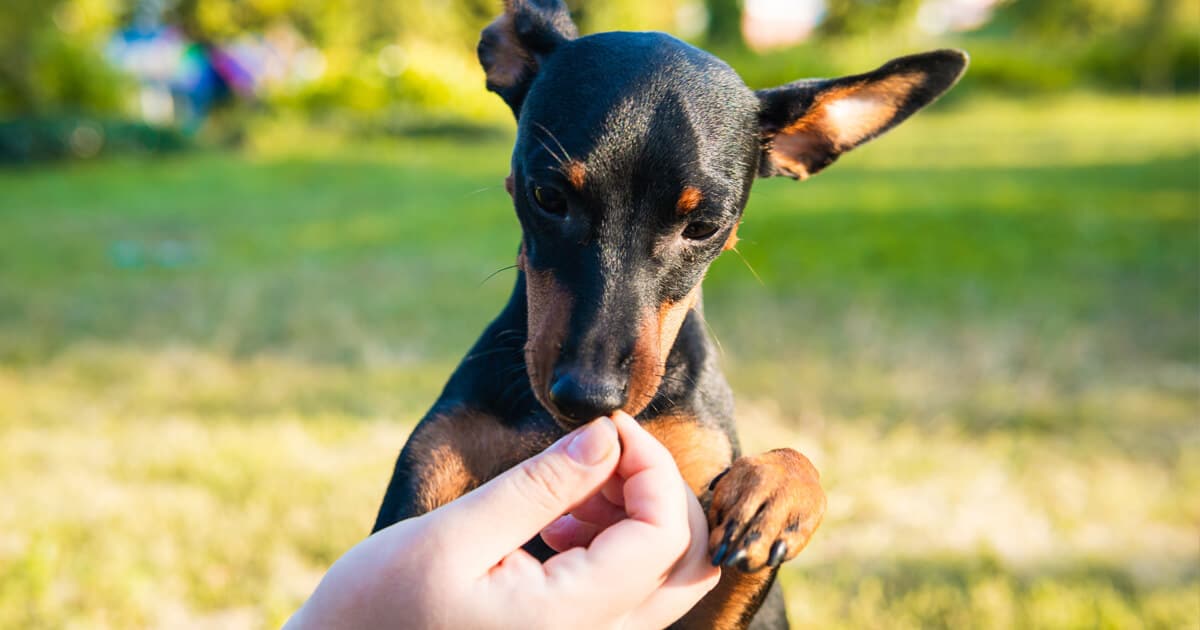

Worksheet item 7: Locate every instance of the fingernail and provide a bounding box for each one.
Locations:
[566,417,615,465]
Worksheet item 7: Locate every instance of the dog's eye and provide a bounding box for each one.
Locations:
[533,186,567,217]
[681,221,720,241]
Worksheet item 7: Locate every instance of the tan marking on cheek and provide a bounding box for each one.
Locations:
[520,247,572,415]
[722,222,740,251]
[676,186,703,215]
[408,407,556,513]
[658,285,699,357]
[624,285,701,416]
[563,160,586,190]
[642,415,733,496]
[504,174,514,198]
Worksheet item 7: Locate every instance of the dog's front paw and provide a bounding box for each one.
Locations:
[705,448,825,572]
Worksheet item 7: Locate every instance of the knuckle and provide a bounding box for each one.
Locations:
[515,455,574,512]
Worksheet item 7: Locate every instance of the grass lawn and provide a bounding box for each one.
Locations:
[0,94,1197,628]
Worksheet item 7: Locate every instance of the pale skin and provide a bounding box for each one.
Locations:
[287,412,721,630]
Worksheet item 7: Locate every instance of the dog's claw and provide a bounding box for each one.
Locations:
[723,548,748,569]
[708,467,730,492]
[711,543,728,567]
[705,449,825,574]
[768,540,787,568]
[711,525,735,566]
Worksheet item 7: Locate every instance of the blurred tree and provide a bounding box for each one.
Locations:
[0,0,125,116]
[3,0,1197,127]
[0,0,56,113]
[994,0,1145,40]
[988,0,1198,92]
[819,0,924,37]
[705,0,743,48]
[1136,0,1173,90]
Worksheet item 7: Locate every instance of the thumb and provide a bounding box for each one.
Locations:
[432,416,620,572]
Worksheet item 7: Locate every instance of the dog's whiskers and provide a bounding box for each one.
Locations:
[480,264,519,286]
[533,121,573,164]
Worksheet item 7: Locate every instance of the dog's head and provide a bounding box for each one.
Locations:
[479,0,966,428]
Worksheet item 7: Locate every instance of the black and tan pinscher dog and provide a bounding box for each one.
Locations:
[374,1,966,627]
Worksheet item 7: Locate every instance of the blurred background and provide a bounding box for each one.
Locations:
[1,0,1197,628]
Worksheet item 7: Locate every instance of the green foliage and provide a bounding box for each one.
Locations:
[703,0,743,47]
[985,0,1200,92]
[819,0,924,38]
[3,0,1199,134]
[0,116,189,163]
[0,0,127,116]
[992,0,1151,41]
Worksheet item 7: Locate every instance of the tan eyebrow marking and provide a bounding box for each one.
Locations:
[676,186,703,215]
[563,161,586,190]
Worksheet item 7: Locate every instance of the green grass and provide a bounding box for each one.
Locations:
[1,94,1197,628]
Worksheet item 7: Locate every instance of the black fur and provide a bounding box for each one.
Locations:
[376,2,966,627]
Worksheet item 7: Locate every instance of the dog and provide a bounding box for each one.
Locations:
[374,2,966,627]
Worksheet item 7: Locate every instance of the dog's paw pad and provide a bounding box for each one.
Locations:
[706,449,825,572]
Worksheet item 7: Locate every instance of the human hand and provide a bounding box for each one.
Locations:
[286,412,719,629]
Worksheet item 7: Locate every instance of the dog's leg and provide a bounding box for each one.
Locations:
[372,406,554,532]
[644,415,824,630]
[684,449,826,630]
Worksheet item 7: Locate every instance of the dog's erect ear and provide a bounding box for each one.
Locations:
[478,0,579,118]
[755,49,968,180]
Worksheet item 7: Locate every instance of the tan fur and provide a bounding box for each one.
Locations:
[406,407,553,513]
[564,160,586,190]
[676,186,703,215]
[679,572,776,630]
[722,222,740,251]
[519,245,573,418]
[768,72,924,179]
[707,449,825,562]
[642,414,733,496]
[625,285,701,416]
[679,449,826,630]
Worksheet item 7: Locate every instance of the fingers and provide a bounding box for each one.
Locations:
[433,417,620,573]
[545,412,692,605]
[568,489,627,527]
[627,485,721,629]
[599,473,626,508]
[540,514,601,552]
[609,411,689,529]
[540,491,627,552]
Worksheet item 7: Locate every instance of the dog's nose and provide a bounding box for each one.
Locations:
[548,371,626,424]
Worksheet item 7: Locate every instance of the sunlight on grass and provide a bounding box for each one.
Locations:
[0,95,1197,628]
